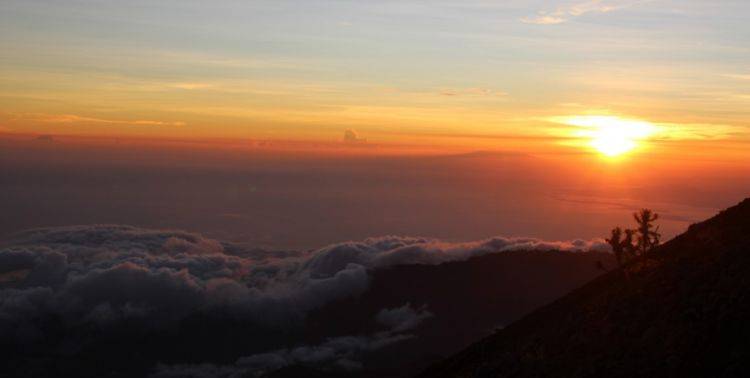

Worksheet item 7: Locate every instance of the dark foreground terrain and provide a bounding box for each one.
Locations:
[307,250,614,377]
[422,198,750,378]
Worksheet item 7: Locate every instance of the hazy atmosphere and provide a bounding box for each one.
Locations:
[1,135,747,250]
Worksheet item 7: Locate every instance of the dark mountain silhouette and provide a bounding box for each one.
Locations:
[306,250,614,377]
[420,198,750,378]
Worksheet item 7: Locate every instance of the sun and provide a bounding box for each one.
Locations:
[560,116,657,157]
[591,123,639,157]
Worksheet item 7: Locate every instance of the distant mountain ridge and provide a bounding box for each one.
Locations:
[420,198,750,377]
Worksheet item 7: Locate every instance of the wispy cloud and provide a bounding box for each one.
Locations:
[439,88,507,97]
[546,114,749,141]
[521,0,650,25]
[722,73,750,81]
[169,82,215,90]
[10,113,185,127]
[152,50,308,71]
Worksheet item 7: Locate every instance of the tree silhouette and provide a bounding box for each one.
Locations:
[606,227,625,267]
[634,209,661,255]
[605,209,660,271]
[623,228,637,258]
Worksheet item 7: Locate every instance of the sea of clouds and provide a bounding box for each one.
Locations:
[0,225,608,375]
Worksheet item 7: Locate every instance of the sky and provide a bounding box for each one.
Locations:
[1,135,747,249]
[1,0,749,248]
[1,0,749,151]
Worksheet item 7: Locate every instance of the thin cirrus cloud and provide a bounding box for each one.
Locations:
[10,113,186,127]
[722,73,750,81]
[170,82,215,90]
[521,0,651,25]
[439,88,508,97]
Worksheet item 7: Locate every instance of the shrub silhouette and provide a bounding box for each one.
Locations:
[607,209,660,269]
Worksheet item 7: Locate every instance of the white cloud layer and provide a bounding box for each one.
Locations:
[0,225,608,375]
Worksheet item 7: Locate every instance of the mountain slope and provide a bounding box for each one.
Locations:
[421,198,750,378]
[307,250,614,377]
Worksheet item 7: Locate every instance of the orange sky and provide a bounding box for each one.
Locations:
[1,1,749,162]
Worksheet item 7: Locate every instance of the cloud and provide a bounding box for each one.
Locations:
[231,330,412,374]
[0,225,607,375]
[343,129,367,144]
[722,73,750,81]
[522,14,567,25]
[170,83,215,90]
[154,334,402,377]
[376,302,434,332]
[10,113,185,127]
[547,114,749,142]
[439,88,507,97]
[303,235,608,278]
[521,0,650,25]
[155,303,433,377]
[0,226,607,330]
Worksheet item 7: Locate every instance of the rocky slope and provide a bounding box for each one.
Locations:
[421,198,750,378]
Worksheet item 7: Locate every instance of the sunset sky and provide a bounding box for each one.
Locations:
[1,0,749,249]
[1,0,749,156]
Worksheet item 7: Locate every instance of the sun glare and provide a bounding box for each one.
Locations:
[562,116,657,157]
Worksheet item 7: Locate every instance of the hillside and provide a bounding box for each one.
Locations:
[307,250,614,377]
[421,198,750,377]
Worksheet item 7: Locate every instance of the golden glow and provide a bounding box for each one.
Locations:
[561,116,657,157]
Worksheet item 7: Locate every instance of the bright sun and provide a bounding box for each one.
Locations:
[562,116,657,157]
